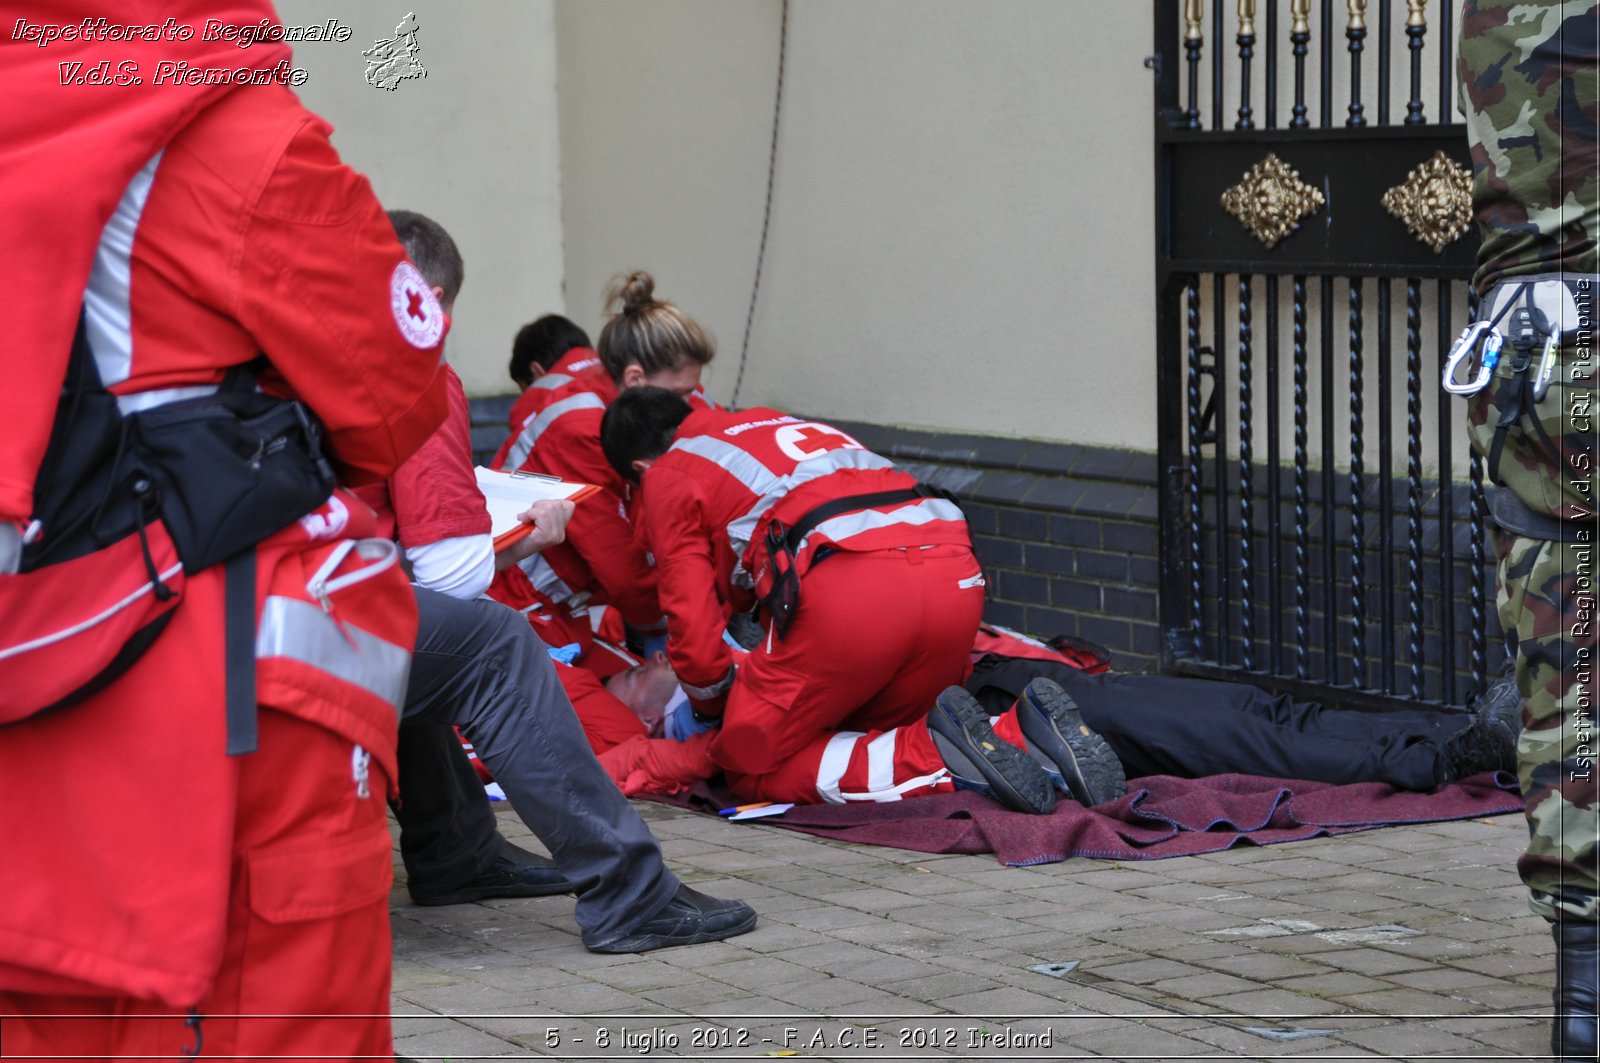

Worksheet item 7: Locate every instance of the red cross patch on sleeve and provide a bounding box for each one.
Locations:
[389,261,445,349]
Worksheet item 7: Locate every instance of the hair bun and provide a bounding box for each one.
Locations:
[610,270,657,316]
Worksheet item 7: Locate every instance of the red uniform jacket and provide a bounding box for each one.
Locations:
[497,371,664,629]
[502,345,605,441]
[0,70,448,1007]
[634,408,970,698]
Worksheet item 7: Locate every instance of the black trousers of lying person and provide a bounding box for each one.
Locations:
[964,654,1503,791]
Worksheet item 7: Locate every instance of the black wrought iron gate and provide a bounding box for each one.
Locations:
[1153,0,1495,712]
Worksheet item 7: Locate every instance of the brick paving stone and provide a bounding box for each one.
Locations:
[1449,949,1554,977]
[1304,946,1433,976]
[765,977,913,1013]
[1144,971,1263,999]
[1335,986,1483,1014]
[1200,986,1348,1017]
[767,904,891,933]
[815,886,930,912]
[1382,964,1507,993]
[639,978,754,1011]
[1193,951,1328,980]
[1018,901,1158,933]
[1085,957,1211,986]
[1149,940,1256,963]
[1273,970,1395,998]
[880,971,1008,1001]
[1241,931,1375,955]
[1337,1019,1511,1057]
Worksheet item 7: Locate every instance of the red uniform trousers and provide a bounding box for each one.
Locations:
[715,544,985,804]
[0,711,394,1061]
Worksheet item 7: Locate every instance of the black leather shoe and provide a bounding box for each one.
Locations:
[1443,673,1522,781]
[1554,921,1599,1061]
[1018,677,1126,807]
[409,842,573,907]
[927,687,1056,815]
[585,885,758,953]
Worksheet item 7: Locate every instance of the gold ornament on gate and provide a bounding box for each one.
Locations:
[1220,153,1326,248]
[1381,150,1473,253]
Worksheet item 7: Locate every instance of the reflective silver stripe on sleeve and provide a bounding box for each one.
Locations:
[85,150,163,388]
[256,595,410,713]
[795,497,966,556]
[680,664,736,701]
[531,373,573,391]
[667,435,897,577]
[517,551,576,605]
[725,450,897,579]
[503,391,606,471]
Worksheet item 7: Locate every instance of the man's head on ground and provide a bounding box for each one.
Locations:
[603,651,680,737]
[598,271,714,396]
[388,209,464,314]
[600,386,693,484]
[509,314,593,389]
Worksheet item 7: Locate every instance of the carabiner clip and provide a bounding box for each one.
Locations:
[1442,321,1503,395]
[1531,331,1559,402]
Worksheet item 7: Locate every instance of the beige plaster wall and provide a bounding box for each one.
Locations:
[273,1,566,396]
[556,0,1158,450]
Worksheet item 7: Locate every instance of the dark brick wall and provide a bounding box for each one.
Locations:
[824,420,1165,673]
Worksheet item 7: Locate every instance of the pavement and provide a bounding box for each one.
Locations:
[389,799,1561,1062]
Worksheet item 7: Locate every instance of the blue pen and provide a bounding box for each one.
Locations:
[718,802,773,816]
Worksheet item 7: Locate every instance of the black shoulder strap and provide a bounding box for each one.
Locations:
[780,483,963,554]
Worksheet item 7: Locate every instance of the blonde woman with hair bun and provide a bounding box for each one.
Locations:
[487,271,718,663]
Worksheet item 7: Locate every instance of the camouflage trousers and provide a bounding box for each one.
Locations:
[1468,275,1600,921]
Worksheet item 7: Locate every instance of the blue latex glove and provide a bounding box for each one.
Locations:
[663,697,718,742]
[641,633,669,658]
[545,642,582,666]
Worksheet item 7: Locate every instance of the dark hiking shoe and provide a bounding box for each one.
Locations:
[409,843,572,907]
[927,686,1057,815]
[1443,673,1522,781]
[1018,677,1126,808]
[585,885,758,954]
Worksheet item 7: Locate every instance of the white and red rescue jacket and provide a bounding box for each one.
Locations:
[0,63,449,1007]
[501,345,606,444]
[492,370,665,630]
[635,408,969,699]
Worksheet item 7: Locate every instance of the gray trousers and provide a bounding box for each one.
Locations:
[400,587,678,943]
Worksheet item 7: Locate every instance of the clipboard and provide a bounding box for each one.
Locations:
[475,466,600,550]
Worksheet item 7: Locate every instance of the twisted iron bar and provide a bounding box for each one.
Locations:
[1405,280,1425,699]
[1467,288,1487,698]
[1348,279,1366,688]
[1239,275,1256,670]
[1187,278,1206,657]
[1293,276,1310,679]
[1469,450,1488,697]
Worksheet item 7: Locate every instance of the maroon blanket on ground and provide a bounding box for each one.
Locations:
[644,771,1524,866]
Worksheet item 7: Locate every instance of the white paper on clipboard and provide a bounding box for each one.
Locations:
[475,466,599,548]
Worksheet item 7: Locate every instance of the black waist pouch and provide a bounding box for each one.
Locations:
[131,384,336,572]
